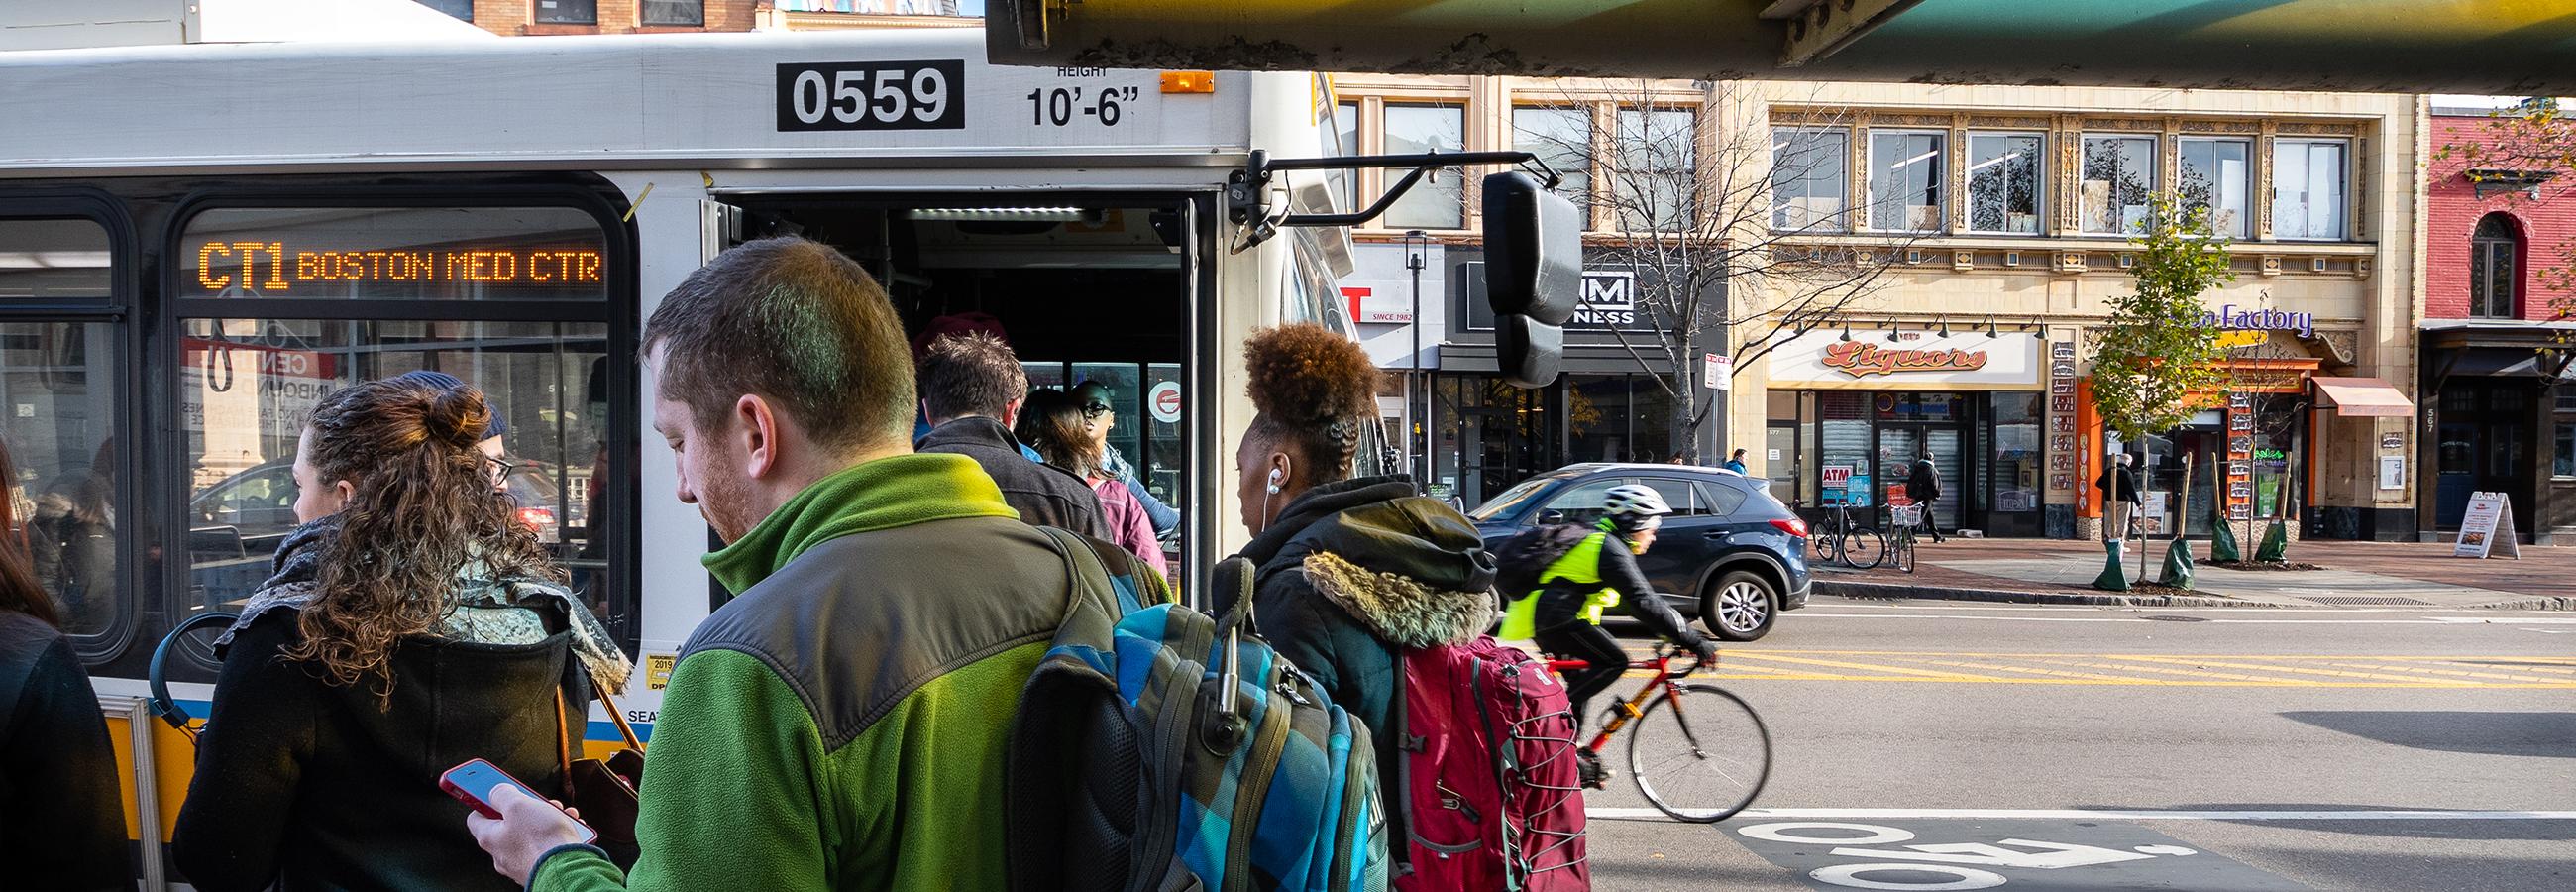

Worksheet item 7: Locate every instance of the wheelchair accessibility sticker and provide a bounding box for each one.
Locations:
[1730,820,2304,890]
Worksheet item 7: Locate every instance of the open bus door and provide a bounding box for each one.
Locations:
[694,191,1217,601]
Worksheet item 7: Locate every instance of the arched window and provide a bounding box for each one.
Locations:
[2470,213,2521,318]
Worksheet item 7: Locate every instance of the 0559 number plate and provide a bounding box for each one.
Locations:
[777,60,965,132]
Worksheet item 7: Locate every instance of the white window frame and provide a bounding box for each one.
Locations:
[1379,101,1470,232]
[1866,128,1949,234]
[2078,133,2160,236]
[1965,130,2046,236]
[2271,137,2351,242]
[1771,126,1852,234]
[2176,136,2253,240]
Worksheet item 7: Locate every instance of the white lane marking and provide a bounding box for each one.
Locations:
[2429,616,2576,623]
[1585,808,2576,820]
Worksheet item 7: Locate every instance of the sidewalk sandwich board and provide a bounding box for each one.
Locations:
[2452,492,2521,559]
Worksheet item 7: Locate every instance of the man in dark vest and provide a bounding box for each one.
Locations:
[914,332,1110,539]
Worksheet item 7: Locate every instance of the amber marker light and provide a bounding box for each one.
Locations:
[1160,71,1215,94]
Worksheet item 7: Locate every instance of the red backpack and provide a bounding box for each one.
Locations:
[1392,635,1589,891]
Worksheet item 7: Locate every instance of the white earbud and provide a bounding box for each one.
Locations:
[1265,467,1285,494]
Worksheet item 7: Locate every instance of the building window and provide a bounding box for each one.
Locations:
[641,0,704,26]
[534,0,597,25]
[176,204,623,640]
[1333,101,1360,212]
[2178,137,2252,239]
[1771,127,1849,232]
[2470,213,2520,319]
[1382,103,1466,230]
[415,0,475,20]
[1967,132,2043,234]
[1514,106,1594,228]
[1868,130,1946,232]
[2272,139,2349,240]
[2557,423,2575,478]
[2080,134,2157,235]
[1614,107,1696,232]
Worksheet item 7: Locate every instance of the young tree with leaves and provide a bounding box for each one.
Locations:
[2090,194,2232,442]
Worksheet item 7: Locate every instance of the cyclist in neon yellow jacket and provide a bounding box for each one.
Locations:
[1497,484,1716,787]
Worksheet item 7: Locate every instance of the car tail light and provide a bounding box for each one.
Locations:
[1769,517,1808,538]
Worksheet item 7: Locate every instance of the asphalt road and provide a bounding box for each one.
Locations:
[1575,596,2576,891]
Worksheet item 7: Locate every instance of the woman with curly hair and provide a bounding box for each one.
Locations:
[1018,387,1167,575]
[174,376,632,892]
[1226,322,1498,789]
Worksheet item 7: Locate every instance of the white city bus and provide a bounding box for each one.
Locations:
[0,29,1358,885]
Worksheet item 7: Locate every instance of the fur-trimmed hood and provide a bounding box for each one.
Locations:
[1242,476,1500,648]
[1300,550,1494,648]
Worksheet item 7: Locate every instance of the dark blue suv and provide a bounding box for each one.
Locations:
[1469,463,1812,641]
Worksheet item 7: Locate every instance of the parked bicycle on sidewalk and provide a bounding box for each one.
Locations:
[1791,498,1882,569]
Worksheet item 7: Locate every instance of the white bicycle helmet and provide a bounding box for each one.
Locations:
[1601,484,1672,530]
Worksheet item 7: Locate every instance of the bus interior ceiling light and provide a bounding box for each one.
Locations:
[903,207,1101,223]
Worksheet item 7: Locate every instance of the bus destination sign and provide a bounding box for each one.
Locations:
[189,241,604,293]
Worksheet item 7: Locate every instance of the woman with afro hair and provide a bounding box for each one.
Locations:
[1226,322,1500,816]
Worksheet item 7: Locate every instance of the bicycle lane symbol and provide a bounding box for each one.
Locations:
[1728,821,2308,890]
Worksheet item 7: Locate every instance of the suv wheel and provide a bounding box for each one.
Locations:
[1704,569,1777,642]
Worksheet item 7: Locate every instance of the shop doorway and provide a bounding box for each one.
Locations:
[1873,392,1968,532]
[2434,383,2536,537]
[2140,417,2225,538]
[1431,374,1560,507]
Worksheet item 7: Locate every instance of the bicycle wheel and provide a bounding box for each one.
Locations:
[1890,529,1915,573]
[1839,526,1884,569]
[1809,526,1838,563]
[1627,683,1772,823]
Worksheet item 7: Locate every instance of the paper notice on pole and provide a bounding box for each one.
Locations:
[2453,492,2520,559]
[2140,491,2169,535]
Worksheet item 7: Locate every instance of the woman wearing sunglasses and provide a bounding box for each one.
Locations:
[1019,387,1167,575]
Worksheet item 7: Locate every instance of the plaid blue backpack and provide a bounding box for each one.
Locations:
[1010,547,1389,892]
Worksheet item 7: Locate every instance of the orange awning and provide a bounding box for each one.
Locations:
[2309,377,2414,417]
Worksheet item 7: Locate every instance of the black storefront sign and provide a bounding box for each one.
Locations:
[1457,260,1665,334]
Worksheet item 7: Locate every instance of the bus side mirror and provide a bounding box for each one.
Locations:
[1482,170,1580,389]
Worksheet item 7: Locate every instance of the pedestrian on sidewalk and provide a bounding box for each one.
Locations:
[1906,457,1946,543]
[2096,453,2141,542]
[1721,449,1748,475]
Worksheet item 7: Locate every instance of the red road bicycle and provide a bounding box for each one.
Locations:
[1546,642,1773,823]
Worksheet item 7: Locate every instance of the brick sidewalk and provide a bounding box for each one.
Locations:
[1820,535,2576,608]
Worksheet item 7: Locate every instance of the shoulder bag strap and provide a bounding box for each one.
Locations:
[553,687,578,801]
[593,686,644,751]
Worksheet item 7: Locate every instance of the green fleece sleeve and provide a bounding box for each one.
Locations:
[532,648,831,892]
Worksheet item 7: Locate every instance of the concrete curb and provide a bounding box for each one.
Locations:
[1817,580,2576,612]
[1816,579,2305,609]
[2460,596,2576,612]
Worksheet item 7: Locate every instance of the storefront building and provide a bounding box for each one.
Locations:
[1325,74,2422,536]
[2418,104,2576,544]
[1765,329,2047,535]
[1731,84,2422,539]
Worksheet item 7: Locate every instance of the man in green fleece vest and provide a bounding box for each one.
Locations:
[469,237,1164,890]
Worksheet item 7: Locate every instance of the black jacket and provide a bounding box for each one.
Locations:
[1906,461,1942,503]
[0,611,133,891]
[1227,476,1498,788]
[173,610,586,892]
[916,416,1110,540]
[2096,465,2141,503]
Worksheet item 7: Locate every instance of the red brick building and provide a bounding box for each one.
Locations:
[417,0,964,37]
[2421,105,2576,544]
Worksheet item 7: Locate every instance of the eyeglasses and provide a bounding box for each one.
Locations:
[1080,402,1113,419]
